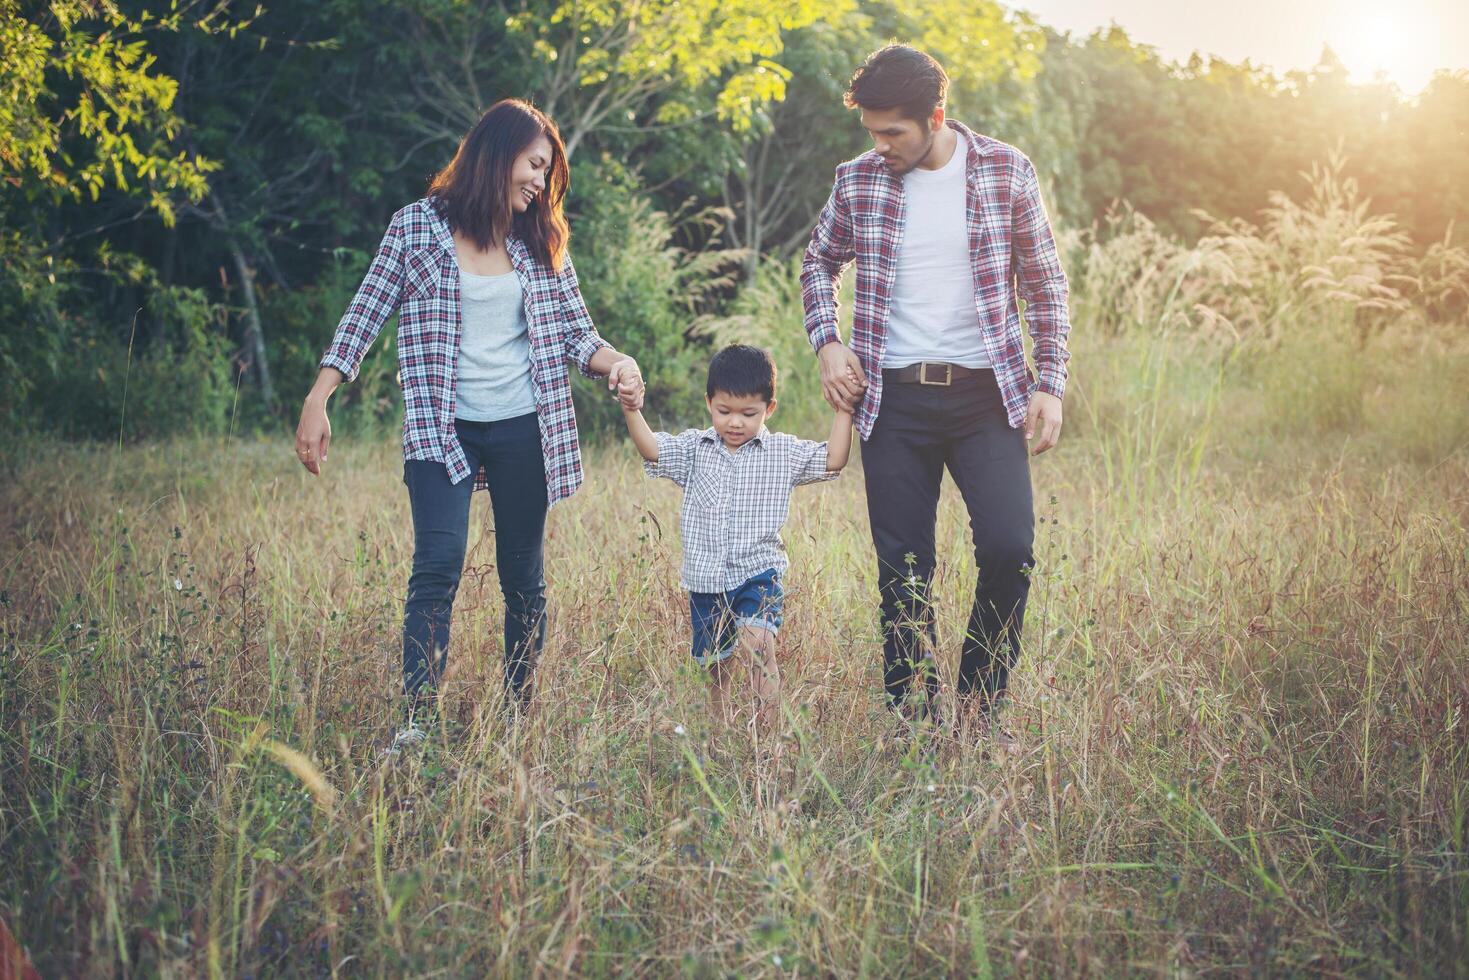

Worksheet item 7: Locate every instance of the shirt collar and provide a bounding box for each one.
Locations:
[699,426,768,451]
[857,118,994,185]
[423,196,529,272]
[421,197,458,253]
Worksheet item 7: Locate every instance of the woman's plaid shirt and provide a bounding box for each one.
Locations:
[800,121,1072,440]
[320,198,609,506]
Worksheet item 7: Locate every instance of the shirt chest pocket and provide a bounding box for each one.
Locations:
[403,247,443,301]
[691,464,727,510]
[853,207,898,249]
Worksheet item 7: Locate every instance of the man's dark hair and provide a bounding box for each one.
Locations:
[706,344,777,402]
[844,44,949,122]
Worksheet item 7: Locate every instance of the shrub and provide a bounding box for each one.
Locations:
[1068,155,1450,343]
[45,285,236,441]
[261,250,402,441]
[566,157,744,435]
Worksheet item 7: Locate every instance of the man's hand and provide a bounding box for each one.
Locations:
[817,341,867,411]
[1025,391,1063,456]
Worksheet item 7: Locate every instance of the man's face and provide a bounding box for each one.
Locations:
[860,106,941,175]
[706,391,776,450]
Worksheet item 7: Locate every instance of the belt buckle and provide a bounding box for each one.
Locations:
[918,362,952,386]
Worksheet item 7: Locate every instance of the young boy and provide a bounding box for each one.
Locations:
[622,344,853,727]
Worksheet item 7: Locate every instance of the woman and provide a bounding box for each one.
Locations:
[294,99,642,750]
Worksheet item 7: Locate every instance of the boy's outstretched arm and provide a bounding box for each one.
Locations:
[622,404,660,463]
[825,407,854,472]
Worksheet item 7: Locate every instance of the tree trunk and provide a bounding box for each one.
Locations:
[228,241,276,413]
[212,197,276,413]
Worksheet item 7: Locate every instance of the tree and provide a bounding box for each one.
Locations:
[719,0,1044,274]
[397,0,839,159]
[0,0,223,221]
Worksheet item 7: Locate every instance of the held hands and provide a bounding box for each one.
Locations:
[607,356,645,411]
[1025,391,1063,455]
[818,342,867,411]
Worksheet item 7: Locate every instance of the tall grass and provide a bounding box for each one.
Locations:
[2,168,1468,976]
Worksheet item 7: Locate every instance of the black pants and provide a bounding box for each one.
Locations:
[402,414,548,707]
[863,370,1035,709]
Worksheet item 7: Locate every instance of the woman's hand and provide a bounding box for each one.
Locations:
[295,396,332,475]
[295,367,344,475]
[606,356,644,410]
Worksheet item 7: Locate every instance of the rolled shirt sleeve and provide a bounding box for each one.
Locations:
[800,176,857,355]
[643,429,700,487]
[320,213,407,381]
[558,254,612,379]
[788,437,839,487]
[1010,156,1072,400]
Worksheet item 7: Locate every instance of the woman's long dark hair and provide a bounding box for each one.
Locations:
[428,99,571,271]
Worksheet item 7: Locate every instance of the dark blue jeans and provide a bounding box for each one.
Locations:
[863,369,1035,711]
[402,413,548,708]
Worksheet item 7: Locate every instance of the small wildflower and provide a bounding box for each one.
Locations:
[674,724,686,736]
[772,954,783,968]
[173,578,183,591]
[927,783,937,793]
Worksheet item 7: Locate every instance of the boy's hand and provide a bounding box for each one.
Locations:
[607,356,645,409]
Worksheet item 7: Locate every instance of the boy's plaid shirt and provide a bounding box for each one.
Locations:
[645,427,838,593]
[320,198,609,506]
[800,121,1072,440]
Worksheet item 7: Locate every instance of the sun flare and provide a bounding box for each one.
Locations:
[1332,7,1432,91]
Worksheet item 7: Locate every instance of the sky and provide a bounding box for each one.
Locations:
[1010,0,1469,95]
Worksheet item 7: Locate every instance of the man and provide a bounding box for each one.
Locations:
[800,44,1072,749]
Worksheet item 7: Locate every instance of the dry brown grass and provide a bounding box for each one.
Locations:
[2,316,1468,976]
[1067,155,1469,344]
[3,158,1468,976]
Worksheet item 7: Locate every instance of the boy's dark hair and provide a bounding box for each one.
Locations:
[844,44,949,122]
[707,344,777,403]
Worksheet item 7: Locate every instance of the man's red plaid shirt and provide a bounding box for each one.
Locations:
[801,121,1073,439]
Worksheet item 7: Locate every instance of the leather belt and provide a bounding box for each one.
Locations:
[881,362,985,386]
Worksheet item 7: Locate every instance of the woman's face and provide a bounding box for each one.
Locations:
[509,135,554,213]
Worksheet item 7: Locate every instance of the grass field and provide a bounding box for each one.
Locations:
[2,324,1468,976]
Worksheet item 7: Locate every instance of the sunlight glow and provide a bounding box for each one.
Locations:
[1333,7,1430,91]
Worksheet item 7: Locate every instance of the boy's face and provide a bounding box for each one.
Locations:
[707,390,776,449]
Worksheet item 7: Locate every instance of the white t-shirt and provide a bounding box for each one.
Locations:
[454,268,537,422]
[882,142,990,370]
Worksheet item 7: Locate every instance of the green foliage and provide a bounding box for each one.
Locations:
[505,0,846,141]
[1067,156,1464,343]
[567,156,744,434]
[0,226,69,425]
[1,0,1467,441]
[0,220,235,439]
[47,284,235,441]
[0,0,226,221]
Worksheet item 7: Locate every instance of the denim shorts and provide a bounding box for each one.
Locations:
[688,569,784,666]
